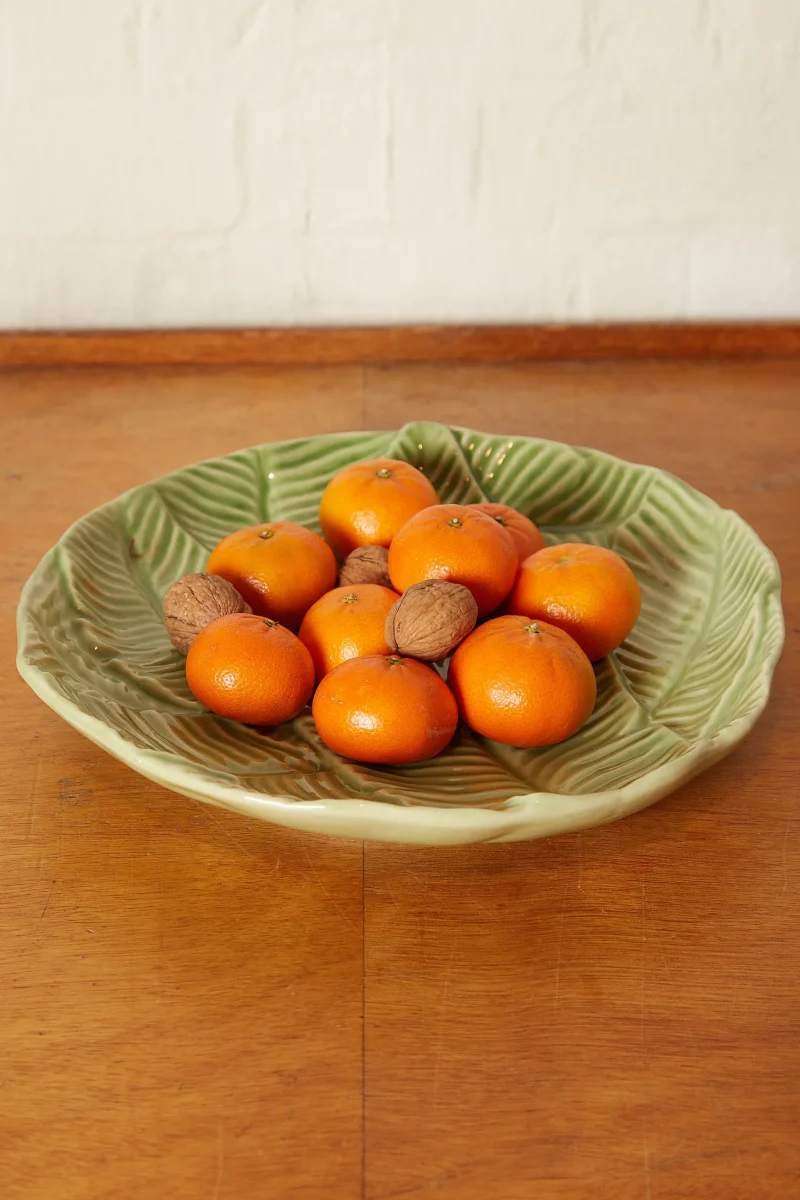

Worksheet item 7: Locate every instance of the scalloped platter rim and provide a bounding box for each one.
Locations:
[16,421,784,846]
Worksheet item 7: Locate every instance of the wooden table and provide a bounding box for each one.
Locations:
[2,360,798,1200]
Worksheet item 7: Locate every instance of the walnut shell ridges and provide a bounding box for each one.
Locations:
[385,579,478,661]
[163,573,251,654]
[338,544,392,588]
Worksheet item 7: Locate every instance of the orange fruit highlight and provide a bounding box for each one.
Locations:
[470,502,546,561]
[388,503,517,617]
[186,613,314,726]
[319,457,439,559]
[448,615,596,747]
[298,583,400,682]
[312,655,458,764]
[207,521,337,631]
[506,543,641,661]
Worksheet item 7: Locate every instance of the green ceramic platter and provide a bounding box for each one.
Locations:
[17,421,784,845]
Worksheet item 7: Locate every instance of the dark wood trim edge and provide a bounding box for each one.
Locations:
[2,323,800,367]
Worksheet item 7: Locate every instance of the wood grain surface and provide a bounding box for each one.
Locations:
[2,322,800,367]
[1,361,798,1200]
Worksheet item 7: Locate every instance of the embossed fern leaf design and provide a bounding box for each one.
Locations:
[18,421,783,812]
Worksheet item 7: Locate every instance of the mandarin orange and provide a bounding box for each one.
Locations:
[186,613,314,726]
[298,583,400,682]
[312,655,458,764]
[470,502,546,561]
[448,615,596,747]
[206,521,336,631]
[506,543,641,661]
[388,503,517,617]
[319,458,438,559]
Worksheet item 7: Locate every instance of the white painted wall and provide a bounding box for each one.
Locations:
[1,0,799,328]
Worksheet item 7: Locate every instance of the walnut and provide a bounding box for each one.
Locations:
[163,573,251,654]
[385,579,478,661]
[338,544,392,588]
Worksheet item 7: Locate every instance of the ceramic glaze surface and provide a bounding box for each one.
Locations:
[16,422,784,845]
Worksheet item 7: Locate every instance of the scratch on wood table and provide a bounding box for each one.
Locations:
[303,844,360,936]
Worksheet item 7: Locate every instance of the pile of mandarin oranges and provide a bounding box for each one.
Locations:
[170,457,641,765]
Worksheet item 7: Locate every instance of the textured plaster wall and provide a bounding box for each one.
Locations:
[1,0,799,327]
